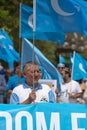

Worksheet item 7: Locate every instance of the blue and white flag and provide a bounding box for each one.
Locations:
[21,38,63,89]
[74,0,87,14]
[20,3,65,44]
[8,61,14,71]
[69,53,73,67]
[0,29,19,70]
[59,55,65,64]
[36,0,87,36]
[72,52,87,80]
[0,29,19,62]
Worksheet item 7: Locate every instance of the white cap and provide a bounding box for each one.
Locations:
[57,63,65,67]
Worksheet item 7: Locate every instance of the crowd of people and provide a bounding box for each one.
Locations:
[0,61,87,104]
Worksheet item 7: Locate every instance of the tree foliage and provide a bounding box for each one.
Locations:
[0,0,57,66]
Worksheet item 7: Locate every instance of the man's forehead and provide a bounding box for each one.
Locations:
[23,63,39,72]
[27,65,39,70]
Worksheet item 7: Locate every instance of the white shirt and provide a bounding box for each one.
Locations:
[60,80,82,104]
[10,83,55,104]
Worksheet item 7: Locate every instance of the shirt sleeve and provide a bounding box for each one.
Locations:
[10,93,19,104]
[48,90,55,103]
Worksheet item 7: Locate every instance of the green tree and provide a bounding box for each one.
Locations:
[0,0,57,67]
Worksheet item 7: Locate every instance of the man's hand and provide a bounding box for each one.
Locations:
[68,93,76,98]
[28,91,36,103]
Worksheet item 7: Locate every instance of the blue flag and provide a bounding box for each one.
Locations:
[59,55,65,64]
[8,61,14,71]
[69,53,73,67]
[36,0,87,36]
[20,4,65,44]
[74,0,87,14]
[0,30,19,67]
[72,52,87,80]
[21,38,63,89]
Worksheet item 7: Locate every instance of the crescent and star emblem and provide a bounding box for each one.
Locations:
[51,0,75,16]
[28,14,33,29]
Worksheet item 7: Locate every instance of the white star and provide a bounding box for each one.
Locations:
[9,45,13,50]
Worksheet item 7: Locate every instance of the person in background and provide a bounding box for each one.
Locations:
[0,64,6,103]
[83,78,87,103]
[76,98,85,104]
[4,69,13,103]
[0,63,5,76]
[58,67,82,104]
[6,65,25,103]
[10,62,56,104]
[5,69,13,82]
[77,79,86,97]
[57,63,65,84]
[0,75,6,103]
[57,63,65,74]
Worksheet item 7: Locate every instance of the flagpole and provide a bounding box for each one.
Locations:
[19,3,22,40]
[18,3,22,85]
[32,0,36,90]
[19,3,23,71]
[20,39,24,71]
[32,0,36,64]
[33,0,36,32]
[71,51,75,80]
[59,54,61,63]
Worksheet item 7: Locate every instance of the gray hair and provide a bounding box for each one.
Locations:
[23,61,39,72]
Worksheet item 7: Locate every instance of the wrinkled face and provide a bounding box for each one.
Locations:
[24,64,40,86]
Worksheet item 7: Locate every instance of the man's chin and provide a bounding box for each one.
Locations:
[32,80,38,86]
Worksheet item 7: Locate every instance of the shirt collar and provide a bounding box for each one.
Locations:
[23,83,42,91]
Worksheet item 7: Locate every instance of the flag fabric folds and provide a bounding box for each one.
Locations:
[36,0,87,36]
[0,29,19,70]
[21,38,63,90]
[74,0,87,14]
[20,3,65,44]
[72,52,87,80]
[59,55,65,64]
[69,53,73,67]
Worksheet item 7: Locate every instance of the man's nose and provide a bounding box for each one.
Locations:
[34,71,39,76]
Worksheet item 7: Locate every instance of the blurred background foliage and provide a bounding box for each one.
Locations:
[0,0,87,67]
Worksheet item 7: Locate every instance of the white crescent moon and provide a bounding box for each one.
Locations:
[79,63,87,73]
[51,0,75,16]
[71,57,73,63]
[0,35,5,39]
[28,14,33,29]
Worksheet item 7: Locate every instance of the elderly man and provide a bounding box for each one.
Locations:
[10,62,56,104]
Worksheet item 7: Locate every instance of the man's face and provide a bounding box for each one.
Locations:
[24,64,40,86]
[57,67,64,73]
[61,70,69,82]
[61,70,66,79]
